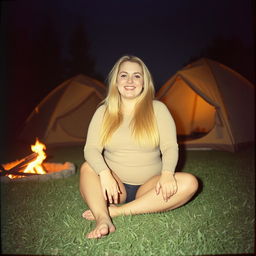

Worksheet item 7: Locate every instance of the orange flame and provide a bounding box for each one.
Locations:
[4,139,47,179]
[23,139,47,175]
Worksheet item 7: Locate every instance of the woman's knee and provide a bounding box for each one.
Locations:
[80,162,92,172]
[79,162,97,194]
[80,162,96,178]
[177,173,198,195]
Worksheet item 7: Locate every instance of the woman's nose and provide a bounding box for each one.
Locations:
[127,76,133,83]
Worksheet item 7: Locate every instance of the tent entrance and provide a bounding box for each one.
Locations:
[161,78,216,141]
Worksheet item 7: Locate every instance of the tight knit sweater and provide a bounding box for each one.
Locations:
[84,100,178,185]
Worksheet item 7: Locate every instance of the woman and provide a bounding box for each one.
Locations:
[80,55,198,239]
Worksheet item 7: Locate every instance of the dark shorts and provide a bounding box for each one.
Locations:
[124,183,141,203]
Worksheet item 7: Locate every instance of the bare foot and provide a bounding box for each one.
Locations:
[86,218,116,239]
[82,209,95,220]
[82,205,119,220]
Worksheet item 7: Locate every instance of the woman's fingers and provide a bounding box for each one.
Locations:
[155,182,161,195]
[161,182,178,202]
[106,189,113,203]
[169,184,177,198]
[105,186,120,204]
[171,179,178,196]
[113,189,119,204]
[162,185,170,202]
[161,185,166,201]
[99,172,120,204]
[173,182,178,195]
[102,187,108,201]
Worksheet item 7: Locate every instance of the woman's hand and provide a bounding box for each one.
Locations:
[155,171,177,202]
[99,170,120,204]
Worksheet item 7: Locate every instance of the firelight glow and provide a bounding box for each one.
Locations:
[3,139,47,179]
[23,139,47,175]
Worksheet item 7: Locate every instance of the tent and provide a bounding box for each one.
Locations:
[156,58,255,151]
[20,74,106,146]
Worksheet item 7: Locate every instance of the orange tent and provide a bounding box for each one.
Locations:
[156,58,255,151]
[20,75,106,146]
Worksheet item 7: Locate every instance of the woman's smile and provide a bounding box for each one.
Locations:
[116,61,144,100]
[124,86,136,90]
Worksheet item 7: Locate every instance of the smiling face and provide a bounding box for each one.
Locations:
[116,61,144,101]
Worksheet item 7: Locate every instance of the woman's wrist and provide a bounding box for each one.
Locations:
[99,169,111,177]
[161,170,175,176]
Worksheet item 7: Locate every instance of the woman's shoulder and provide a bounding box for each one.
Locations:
[153,100,169,112]
[96,103,106,112]
[92,104,106,118]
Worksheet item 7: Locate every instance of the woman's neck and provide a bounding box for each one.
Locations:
[121,98,137,115]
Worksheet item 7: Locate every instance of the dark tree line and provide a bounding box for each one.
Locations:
[4,16,101,146]
[66,23,95,79]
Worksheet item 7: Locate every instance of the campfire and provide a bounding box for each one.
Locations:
[1,139,75,181]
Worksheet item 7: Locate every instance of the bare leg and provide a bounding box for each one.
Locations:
[80,162,126,238]
[80,162,114,238]
[83,204,117,220]
[107,172,198,217]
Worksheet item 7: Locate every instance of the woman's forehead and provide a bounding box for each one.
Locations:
[119,61,143,73]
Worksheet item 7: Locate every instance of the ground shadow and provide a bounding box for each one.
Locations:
[176,144,204,202]
[175,144,187,172]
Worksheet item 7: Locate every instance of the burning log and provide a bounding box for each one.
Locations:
[7,152,38,171]
[0,152,39,177]
[1,139,76,183]
[0,162,76,183]
[0,168,39,176]
[1,139,48,179]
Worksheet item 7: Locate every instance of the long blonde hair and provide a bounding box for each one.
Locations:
[101,55,159,147]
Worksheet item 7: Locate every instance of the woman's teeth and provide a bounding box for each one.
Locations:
[124,86,136,90]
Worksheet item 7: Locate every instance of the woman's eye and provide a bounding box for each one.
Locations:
[134,75,141,79]
[120,74,127,78]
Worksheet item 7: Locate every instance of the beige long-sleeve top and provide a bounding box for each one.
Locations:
[84,100,178,185]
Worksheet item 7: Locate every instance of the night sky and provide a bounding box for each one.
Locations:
[1,0,255,156]
[4,0,254,85]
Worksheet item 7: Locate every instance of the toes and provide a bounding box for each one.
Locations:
[86,228,105,239]
[99,225,109,236]
[86,231,93,239]
[82,210,95,220]
[86,223,115,239]
[86,229,100,239]
[109,225,116,234]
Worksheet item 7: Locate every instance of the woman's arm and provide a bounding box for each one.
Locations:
[154,101,179,201]
[154,100,179,173]
[84,105,110,174]
[83,105,120,203]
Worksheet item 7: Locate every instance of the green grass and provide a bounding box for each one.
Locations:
[1,146,255,256]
